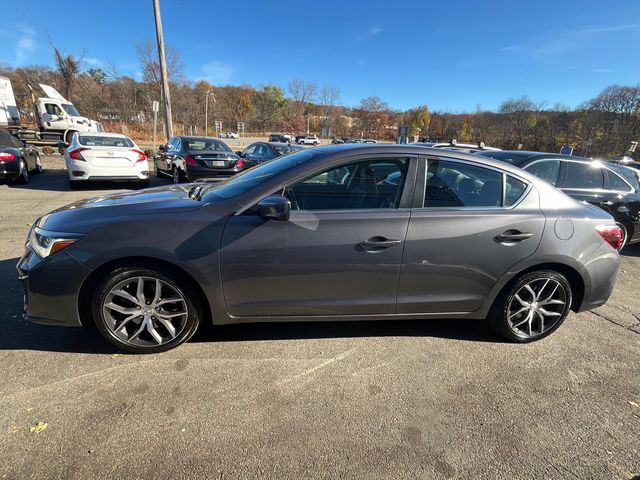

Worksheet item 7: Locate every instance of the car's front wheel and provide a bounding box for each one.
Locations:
[92,266,202,353]
[172,166,183,184]
[488,270,572,342]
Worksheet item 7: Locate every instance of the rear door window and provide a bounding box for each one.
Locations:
[559,161,605,189]
[606,170,632,192]
[523,160,561,186]
[424,159,503,207]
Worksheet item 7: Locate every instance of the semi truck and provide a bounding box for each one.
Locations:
[0,76,102,145]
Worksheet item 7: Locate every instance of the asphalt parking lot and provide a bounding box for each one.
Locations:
[1,156,639,480]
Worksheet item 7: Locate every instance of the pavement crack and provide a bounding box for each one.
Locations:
[589,310,640,335]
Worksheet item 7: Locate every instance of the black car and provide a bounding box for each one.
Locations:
[476,150,640,248]
[268,134,289,143]
[0,129,43,184]
[608,156,640,172]
[155,136,244,183]
[237,142,304,167]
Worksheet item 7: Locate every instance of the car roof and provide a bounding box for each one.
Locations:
[302,143,544,181]
[78,132,129,138]
[178,136,222,141]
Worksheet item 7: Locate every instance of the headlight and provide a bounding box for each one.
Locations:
[27,227,83,259]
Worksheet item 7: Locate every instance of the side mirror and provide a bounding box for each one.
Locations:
[257,195,291,221]
[235,150,243,156]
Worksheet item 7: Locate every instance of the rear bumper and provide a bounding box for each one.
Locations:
[575,248,620,312]
[67,159,149,182]
[17,248,90,327]
[0,161,21,179]
[72,176,148,183]
[185,165,243,181]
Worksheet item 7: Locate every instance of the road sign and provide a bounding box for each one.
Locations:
[152,100,159,113]
[214,120,222,131]
[320,127,331,137]
[237,122,245,133]
[560,146,573,156]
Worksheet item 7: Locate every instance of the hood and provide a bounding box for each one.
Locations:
[38,184,205,232]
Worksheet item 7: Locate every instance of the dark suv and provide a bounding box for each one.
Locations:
[476,150,640,248]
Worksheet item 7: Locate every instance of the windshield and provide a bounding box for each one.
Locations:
[184,138,231,152]
[201,149,316,201]
[79,135,134,147]
[61,103,81,116]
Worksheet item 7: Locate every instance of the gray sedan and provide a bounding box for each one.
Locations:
[17,144,621,353]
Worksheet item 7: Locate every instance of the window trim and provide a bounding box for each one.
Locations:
[521,158,562,187]
[604,168,635,193]
[236,153,419,215]
[416,156,532,211]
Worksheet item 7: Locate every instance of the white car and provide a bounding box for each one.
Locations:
[219,132,239,139]
[64,132,149,189]
[298,135,320,145]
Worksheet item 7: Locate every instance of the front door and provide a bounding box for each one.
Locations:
[220,156,415,317]
[397,157,546,313]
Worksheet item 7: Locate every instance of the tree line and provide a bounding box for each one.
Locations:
[1,44,638,157]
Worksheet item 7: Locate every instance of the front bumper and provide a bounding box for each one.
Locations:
[17,248,91,327]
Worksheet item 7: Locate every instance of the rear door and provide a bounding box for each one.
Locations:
[220,155,417,317]
[397,156,545,314]
[555,160,609,211]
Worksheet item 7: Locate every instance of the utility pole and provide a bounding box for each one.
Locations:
[152,0,173,140]
[205,90,215,136]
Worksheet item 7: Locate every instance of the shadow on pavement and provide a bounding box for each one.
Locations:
[2,169,170,193]
[621,243,640,257]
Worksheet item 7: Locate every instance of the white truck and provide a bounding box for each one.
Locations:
[0,76,102,145]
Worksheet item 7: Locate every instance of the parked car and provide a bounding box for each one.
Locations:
[297,135,320,145]
[237,142,304,167]
[18,144,621,353]
[282,134,296,143]
[608,156,640,172]
[331,138,345,145]
[219,132,238,139]
[154,136,244,184]
[65,132,148,189]
[363,139,378,144]
[269,134,290,143]
[476,150,640,249]
[0,128,42,184]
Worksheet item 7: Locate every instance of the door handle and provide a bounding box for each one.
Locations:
[599,200,613,206]
[494,230,533,243]
[357,236,402,252]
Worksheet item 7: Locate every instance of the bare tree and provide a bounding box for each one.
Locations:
[135,40,184,84]
[52,47,83,99]
[319,85,340,131]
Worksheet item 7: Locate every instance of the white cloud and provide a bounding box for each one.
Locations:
[85,57,103,67]
[15,26,36,66]
[357,27,382,41]
[572,23,640,35]
[590,68,613,73]
[201,61,235,84]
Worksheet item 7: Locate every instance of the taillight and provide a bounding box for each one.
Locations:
[183,154,197,166]
[0,152,16,160]
[236,158,245,168]
[69,147,90,161]
[132,149,147,163]
[596,225,623,250]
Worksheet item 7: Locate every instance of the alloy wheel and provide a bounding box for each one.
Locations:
[20,161,29,183]
[35,155,43,173]
[507,277,568,339]
[101,276,189,348]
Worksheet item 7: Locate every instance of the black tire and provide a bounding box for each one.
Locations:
[34,155,44,174]
[172,166,182,184]
[69,179,85,189]
[488,269,572,342]
[65,130,77,144]
[15,160,29,184]
[92,266,203,353]
[137,179,150,189]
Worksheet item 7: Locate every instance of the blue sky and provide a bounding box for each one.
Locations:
[2,0,639,111]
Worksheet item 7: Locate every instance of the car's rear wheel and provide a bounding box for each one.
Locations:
[34,155,43,174]
[172,166,182,184]
[92,266,202,353]
[15,160,29,184]
[488,270,572,342]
